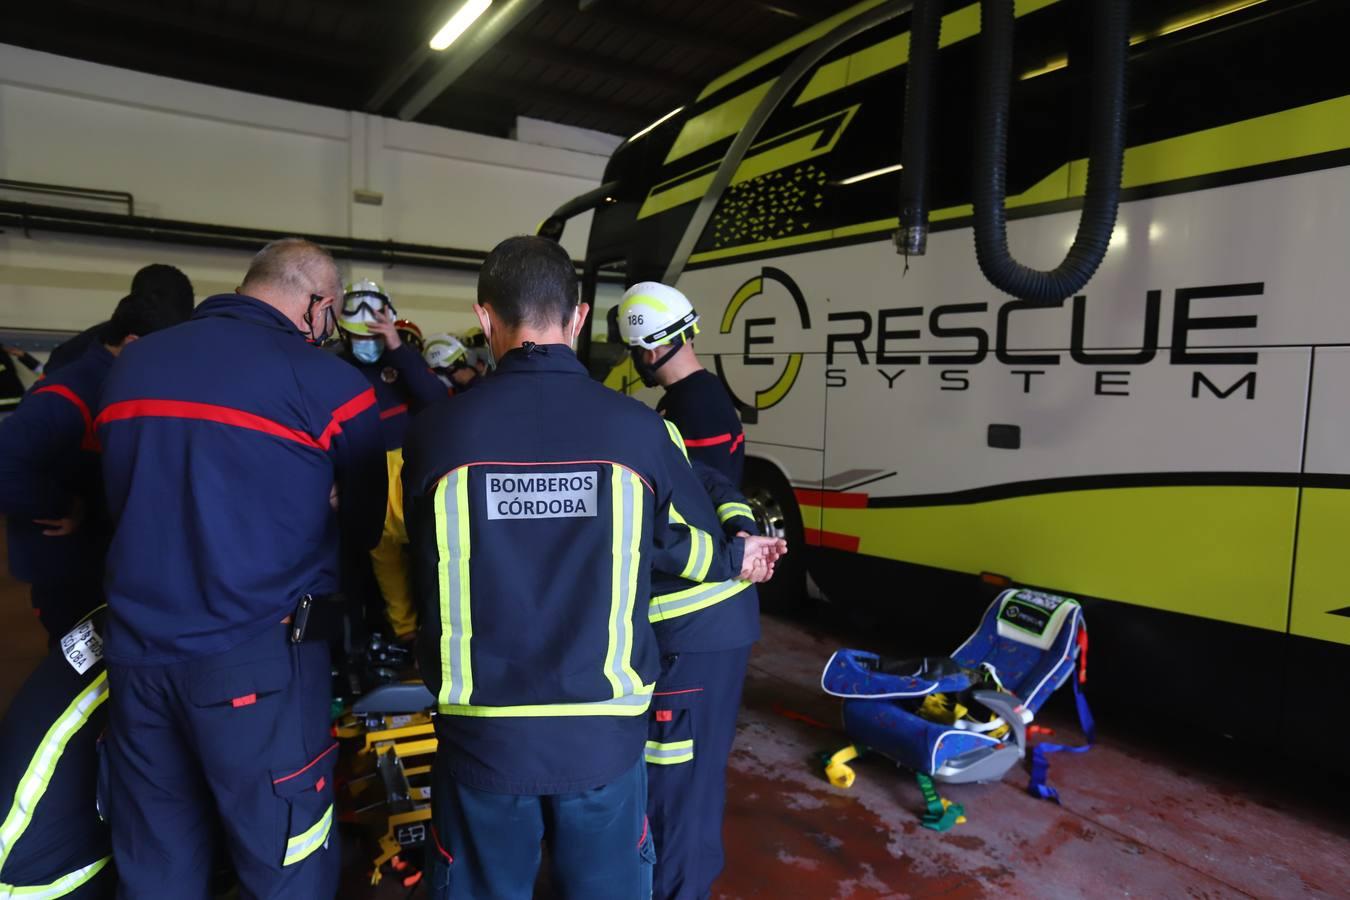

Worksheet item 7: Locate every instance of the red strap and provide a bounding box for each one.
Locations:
[230,694,257,708]
[1077,626,1089,685]
[637,816,649,849]
[729,433,745,454]
[430,825,454,864]
[379,403,408,421]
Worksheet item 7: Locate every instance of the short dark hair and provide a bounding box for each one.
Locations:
[477,236,578,329]
[102,291,190,344]
[130,264,195,318]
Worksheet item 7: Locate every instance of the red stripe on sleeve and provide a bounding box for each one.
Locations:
[684,433,733,448]
[97,399,322,449]
[316,388,378,449]
[34,384,100,451]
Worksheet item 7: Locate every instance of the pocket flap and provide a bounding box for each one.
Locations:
[271,743,339,799]
[187,657,291,707]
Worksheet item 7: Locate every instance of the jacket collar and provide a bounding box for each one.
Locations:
[193,294,303,336]
[492,343,588,377]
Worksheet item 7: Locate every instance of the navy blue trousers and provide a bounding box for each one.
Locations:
[429,754,654,899]
[106,625,338,900]
[646,646,752,900]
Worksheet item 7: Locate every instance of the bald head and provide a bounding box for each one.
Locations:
[239,239,342,338]
[242,239,340,300]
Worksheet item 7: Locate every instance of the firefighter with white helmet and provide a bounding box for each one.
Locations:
[616,281,765,900]
[338,280,451,642]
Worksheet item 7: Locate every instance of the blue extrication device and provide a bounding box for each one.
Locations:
[820,589,1091,821]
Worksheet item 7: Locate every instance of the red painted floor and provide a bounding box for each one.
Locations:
[715,616,1350,899]
[3,526,1345,898]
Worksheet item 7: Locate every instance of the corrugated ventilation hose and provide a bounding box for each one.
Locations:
[972,0,1128,301]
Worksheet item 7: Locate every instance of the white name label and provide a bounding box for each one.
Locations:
[486,471,598,520]
[61,620,104,675]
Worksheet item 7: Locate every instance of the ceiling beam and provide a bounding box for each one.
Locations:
[578,5,749,61]
[494,35,703,99]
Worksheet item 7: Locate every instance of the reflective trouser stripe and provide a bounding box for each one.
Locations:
[439,684,655,718]
[606,468,644,697]
[645,740,694,765]
[283,803,334,867]
[717,502,754,524]
[435,469,473,708]
[0,856,111,898]
[0,674,109,870]
[650,579,752,622]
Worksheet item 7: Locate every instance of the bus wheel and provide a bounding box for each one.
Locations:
[743,458,807,615]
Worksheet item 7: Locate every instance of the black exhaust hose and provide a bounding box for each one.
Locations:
[897,0,944,256]
[972,0,1128,302]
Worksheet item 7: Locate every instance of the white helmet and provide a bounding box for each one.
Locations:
[616,282,700,350]
[339,279,392,336]
[424,333,468,369]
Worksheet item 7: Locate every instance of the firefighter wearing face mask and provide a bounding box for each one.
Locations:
[617,281,763,900]
[338,281,451,641]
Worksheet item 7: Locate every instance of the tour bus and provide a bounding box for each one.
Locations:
[555,0,1350,754]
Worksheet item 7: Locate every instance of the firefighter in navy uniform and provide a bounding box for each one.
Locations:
[401,236,786,900]
[96,239,387,899]
[0,292,189,642]
[336,281,450,641]
[619,282,746,485]
[46,264,194,375]
[0,607,112,898]
[618,281,766,900]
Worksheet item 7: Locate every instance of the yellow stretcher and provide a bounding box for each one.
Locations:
[335,683,438,887]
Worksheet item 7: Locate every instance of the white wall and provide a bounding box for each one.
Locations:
[0,43,616,341]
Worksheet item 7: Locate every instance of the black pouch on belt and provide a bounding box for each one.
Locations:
[289,593,348,644]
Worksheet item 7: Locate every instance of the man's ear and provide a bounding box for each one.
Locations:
[473,303,492,336]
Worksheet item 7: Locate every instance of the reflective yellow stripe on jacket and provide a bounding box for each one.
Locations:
[434,470,474,709]
[435,465,654,718]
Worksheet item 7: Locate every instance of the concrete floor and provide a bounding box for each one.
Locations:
[1,530,1346,898]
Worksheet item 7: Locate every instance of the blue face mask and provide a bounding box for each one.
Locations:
[351,337,383,364]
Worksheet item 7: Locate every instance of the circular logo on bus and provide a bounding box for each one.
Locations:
[714,266,812,411]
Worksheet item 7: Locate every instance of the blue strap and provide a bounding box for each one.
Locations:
[1027,665,1094,803]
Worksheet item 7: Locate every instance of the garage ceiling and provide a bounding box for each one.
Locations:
[2,0,860,139]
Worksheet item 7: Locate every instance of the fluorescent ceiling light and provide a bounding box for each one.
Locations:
[628,107,685,143]
[1021,0,1270,80]
[430,0,492,51]
[836,163,903,186]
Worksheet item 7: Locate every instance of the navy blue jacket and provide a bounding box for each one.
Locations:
[403,344,745,795]
[656,369,746,486]
[44,323,106,375]
[0,343,112,588]
[339,343,450,452]
[0,608,110,891]
[97,294,387,665]
[649,452,761,654]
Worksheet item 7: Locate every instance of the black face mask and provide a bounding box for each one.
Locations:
[629,343,681,388]
[303,295,337,345]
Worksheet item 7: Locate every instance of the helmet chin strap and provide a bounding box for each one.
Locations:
[632,337,683,387]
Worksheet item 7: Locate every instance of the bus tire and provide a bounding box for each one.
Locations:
[743,457,808,615]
